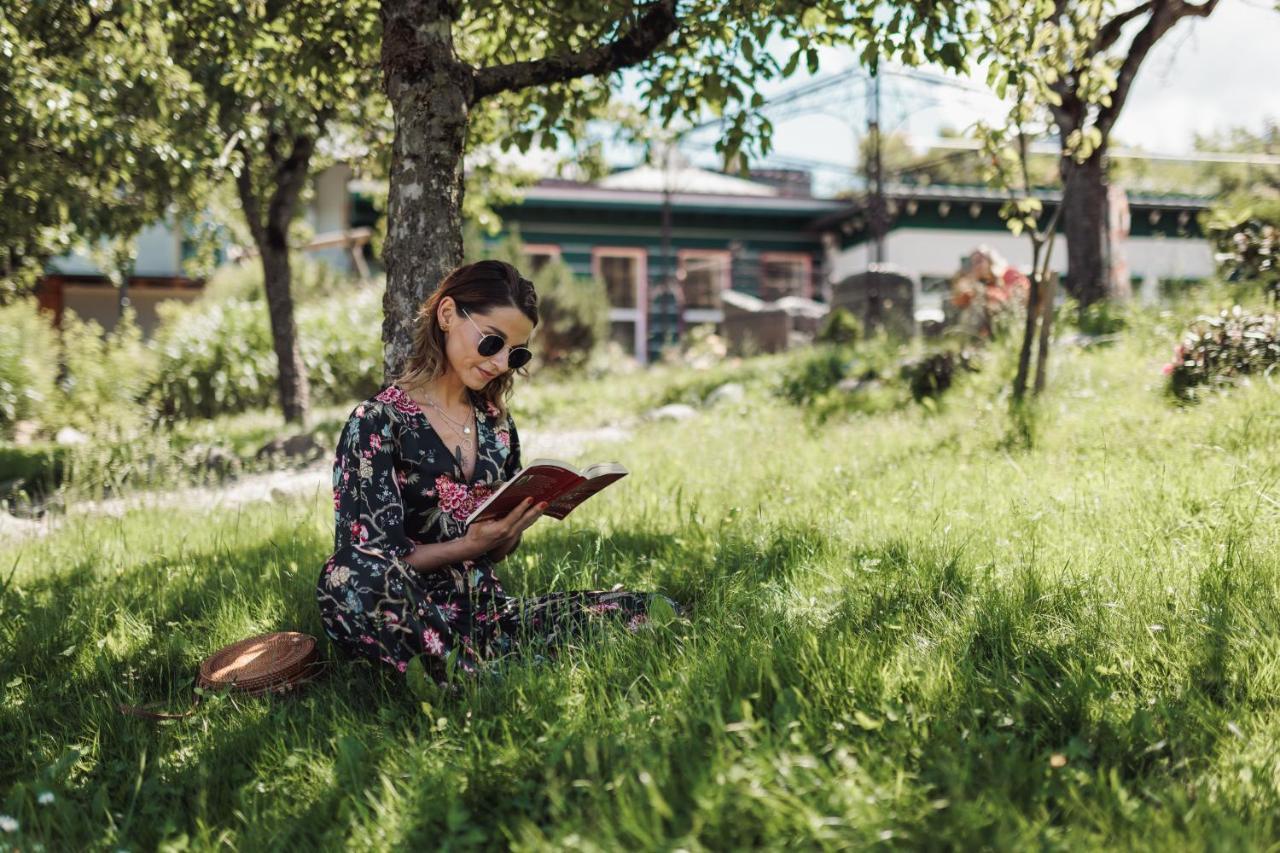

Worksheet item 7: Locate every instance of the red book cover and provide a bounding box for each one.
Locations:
[466,459,628,526]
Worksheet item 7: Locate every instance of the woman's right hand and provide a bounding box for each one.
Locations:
[460,498,546,559]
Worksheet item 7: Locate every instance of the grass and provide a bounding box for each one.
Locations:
[3,287,1280,849]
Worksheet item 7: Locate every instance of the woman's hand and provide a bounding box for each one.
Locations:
[460,498,546,560]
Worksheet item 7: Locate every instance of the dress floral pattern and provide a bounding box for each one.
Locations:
[316,384,682,682]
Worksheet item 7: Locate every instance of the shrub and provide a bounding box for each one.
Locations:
[149,285,384,420]
[1206,199,1280,302]
[529,259,609,371]
[778,346,851,405]
[53,308,158,437]
[899,350,978,402]
[1165,306,1280,401]
[0,299,58,438]
[815,307,863,346]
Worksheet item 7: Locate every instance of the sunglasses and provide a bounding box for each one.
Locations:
[461,309,533,370]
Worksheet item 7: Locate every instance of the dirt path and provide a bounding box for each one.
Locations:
[0,423,634,542]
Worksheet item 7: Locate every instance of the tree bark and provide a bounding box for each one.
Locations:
[1059,151,1108,308]
[379,0,471,382]
[377,0,680,381]
[235,133,316,426]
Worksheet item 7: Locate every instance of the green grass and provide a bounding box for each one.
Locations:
[3,290,1280,850]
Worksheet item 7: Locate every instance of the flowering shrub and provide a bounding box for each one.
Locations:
[1164,306,1280,401]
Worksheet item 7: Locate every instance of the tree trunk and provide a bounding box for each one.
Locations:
[1059,151,1108,309]
[380,0,471,383]
[260,229,311,425]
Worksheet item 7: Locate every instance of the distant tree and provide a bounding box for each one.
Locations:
[0,2,213,303]
[377,0,972,379]
[1040,0,1221,307]
[163,0,385,425]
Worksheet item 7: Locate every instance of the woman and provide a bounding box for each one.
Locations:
[316,260,682,683]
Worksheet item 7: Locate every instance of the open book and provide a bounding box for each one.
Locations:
[465,458,628,526]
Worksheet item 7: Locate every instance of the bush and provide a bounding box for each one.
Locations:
[1165,306,1280,401]
[778,346,851,405]
[529,259,609,371]
[150,285,384,420]
[0,299,58,438]
[1206,198,1280,302]
[53,308,158,437]
[899,350,978,402]
[815,307,863,346]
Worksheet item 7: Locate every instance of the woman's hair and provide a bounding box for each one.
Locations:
[392,260,538,416]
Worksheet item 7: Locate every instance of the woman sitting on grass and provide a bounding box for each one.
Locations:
[316,260,682,683]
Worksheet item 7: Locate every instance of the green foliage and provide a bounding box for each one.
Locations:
[528,260,609,372]
[1164,306,1280,402]
[0,300,58,438]
[150,284,383,420]
[0,444,67,505]
[1072,299,1129,337]
[815,307,863,346]
[0,1,216,297]
[778,346,852,406]
[900,350,978,402]
[1206,197,1280,302]
[53,309,157,438]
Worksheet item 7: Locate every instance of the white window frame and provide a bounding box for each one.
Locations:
[759,251,814,300]
[677,248,732,325]
[591,246,648,363]
[522,243,561,275]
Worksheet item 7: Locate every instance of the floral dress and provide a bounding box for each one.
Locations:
[316,384,682,683]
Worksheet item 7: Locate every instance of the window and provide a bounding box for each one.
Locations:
[677,250,731,311]
[592,248,648,362]
[522,244,560,276]
[759,252,813,302]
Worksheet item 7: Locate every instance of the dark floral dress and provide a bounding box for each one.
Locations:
[316,384,682,682]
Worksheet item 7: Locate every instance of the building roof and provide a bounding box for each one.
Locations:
[597,163,779,196]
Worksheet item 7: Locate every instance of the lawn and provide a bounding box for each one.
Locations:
[3,293,1280,850]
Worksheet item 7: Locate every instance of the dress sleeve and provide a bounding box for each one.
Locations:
[333,403,414,560]
[500,413,522,482]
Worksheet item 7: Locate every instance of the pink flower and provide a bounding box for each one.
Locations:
[1162,363,1174,376]
[333,490,341,510]
[370,433,382,452]
[375,386,423,415]
[497,430,510,448]
[587,602,621,614]
[355,405,365,418]
[626,613,649,632]
[422,628,446,656]
[396,660,407,673]
[383,610,400,623]
[438,601,461,621]
[433,475,494,521]
[350,521,369,542]
[361,635,376,645]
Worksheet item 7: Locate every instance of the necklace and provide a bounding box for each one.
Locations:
[422,393,475,437]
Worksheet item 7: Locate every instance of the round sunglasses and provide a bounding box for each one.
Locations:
[461,309,533,370]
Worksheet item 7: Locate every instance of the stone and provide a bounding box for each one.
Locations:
[704,382,745,407]
[646,403,698,422]
[55,427,88,446]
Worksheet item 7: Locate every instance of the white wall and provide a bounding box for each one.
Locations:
[48,219,182,277]
[830,226,1213,285]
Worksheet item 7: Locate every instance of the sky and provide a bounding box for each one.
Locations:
[543,0,1280,198]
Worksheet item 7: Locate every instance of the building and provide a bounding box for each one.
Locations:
[35,161,1216,358]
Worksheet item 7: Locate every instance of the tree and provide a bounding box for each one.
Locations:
[376,0,972,379]
[164,0,385,425]
[0,1,214,302]
[1042,0,1220,307]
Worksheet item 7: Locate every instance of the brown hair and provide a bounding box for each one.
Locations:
[392,260,538,416]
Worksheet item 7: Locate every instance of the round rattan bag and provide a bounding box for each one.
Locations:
[119,631,325,720]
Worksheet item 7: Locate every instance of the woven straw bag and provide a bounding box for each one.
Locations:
[119,631,325,720]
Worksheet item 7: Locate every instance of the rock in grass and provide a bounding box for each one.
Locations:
[645,403,698,422]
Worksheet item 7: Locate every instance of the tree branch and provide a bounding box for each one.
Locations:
[472,0,679,100]
[1095,0,1219,140]
[1091,1,1156,54]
